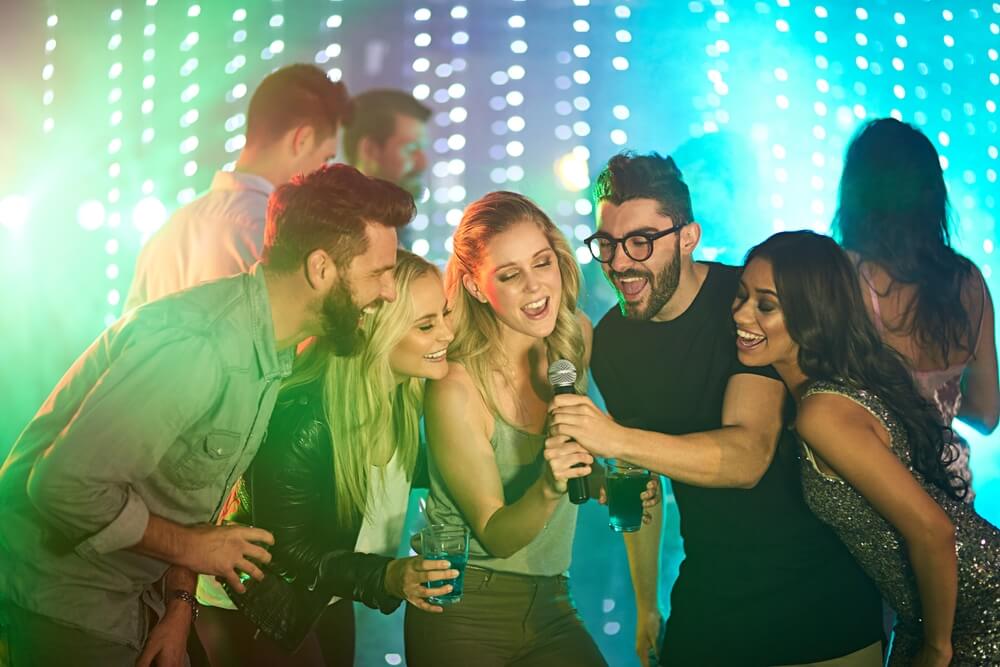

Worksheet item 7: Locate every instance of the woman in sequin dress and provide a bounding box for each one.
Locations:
[835,118,999,502]
[732,230,1000,666]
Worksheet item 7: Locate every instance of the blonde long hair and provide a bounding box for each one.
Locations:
[283,250,439,525]
[444,191,586,415]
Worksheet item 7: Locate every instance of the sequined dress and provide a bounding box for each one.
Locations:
[799,381,1000,665]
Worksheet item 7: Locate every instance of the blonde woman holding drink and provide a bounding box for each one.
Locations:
[404,192,611,666]
[195,252,457,666]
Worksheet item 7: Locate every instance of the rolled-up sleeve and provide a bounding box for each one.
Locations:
[26,332,223,556]
[78,485,150,557]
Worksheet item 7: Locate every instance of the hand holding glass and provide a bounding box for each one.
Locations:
[419,524,470,604]
[606,460,652,532]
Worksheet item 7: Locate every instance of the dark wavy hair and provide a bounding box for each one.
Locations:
[746,231,967,501]
[834,117,974,360]
[262,164,415,271]
[593,151,694,227]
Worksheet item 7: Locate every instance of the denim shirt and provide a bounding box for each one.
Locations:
[0,264,294,650]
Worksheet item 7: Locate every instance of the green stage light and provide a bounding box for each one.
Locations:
[77,201,106,231]
[0,195,30,233]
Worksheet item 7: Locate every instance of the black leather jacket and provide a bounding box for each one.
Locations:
[240,380,402,614]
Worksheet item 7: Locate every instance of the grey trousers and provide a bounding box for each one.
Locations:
[405,566,607,667]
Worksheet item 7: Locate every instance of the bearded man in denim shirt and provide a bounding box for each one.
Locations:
[0,164,413,666]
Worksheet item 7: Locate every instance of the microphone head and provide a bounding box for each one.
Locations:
[548,359,577,388]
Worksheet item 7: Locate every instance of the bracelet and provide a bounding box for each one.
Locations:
[171,589,200,622]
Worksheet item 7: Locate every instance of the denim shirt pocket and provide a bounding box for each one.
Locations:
[165,430,244,490]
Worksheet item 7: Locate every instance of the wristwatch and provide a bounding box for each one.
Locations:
[171,589,200,622]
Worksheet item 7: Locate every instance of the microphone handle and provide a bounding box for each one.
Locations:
[553,384,590,504]
[567,474,590,505]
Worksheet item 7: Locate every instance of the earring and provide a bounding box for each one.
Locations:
[467,281,487,303]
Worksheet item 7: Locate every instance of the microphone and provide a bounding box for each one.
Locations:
[548,359,589,505]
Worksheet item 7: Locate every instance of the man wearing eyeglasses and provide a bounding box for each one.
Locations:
[547,152,882,666]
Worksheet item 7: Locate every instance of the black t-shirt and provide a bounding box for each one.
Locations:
[592,263,882,665]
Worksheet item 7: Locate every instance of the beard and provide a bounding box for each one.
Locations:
[612,241,681,321]
[320,277,367,356]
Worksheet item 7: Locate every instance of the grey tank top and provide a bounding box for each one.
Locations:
[425,414,577,576]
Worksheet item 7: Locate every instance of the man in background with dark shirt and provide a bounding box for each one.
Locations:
[342,89,430,250]
[548,153,882,666]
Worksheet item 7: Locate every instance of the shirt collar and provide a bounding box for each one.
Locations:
[209,170,276,197]
[246,263,295,380]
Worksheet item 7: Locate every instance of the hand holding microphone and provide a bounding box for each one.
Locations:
[547,359,629,489]
[547,359,591,504]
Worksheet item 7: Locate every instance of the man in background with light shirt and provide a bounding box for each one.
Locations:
[125,64,351,310]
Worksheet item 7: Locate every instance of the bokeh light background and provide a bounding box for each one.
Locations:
[1,1,997,664]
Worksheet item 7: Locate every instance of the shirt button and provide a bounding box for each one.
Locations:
[216,448,224,455]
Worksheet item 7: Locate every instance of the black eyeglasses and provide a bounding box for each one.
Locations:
[583,226,683,264]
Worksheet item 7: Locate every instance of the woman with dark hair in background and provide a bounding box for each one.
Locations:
[734,230,1000,665]
[835,117,999,501]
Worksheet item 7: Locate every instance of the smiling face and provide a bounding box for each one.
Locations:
[466,220,562,339]
[318,222,398,355]
[732,256,799,370]
[344,222,400,314]
[388,272,454,381]
[596,198,683,321]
